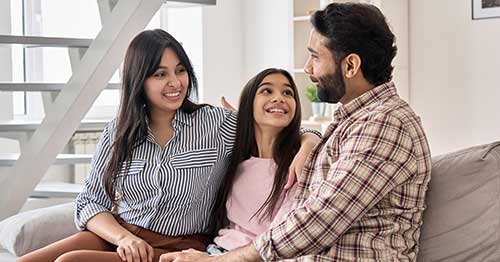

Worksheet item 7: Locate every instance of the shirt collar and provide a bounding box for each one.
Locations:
[173,109,193,127]
[145,118,156,144]
[144,109,193,144]
[334,82,397,122]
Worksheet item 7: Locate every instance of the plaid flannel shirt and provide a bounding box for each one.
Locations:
[254,82,432,261]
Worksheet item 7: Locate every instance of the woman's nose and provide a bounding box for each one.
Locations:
[167,76,181,88]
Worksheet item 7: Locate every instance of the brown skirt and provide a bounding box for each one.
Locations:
[115,216,211,253]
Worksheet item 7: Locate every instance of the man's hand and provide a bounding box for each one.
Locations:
[160,244,261,262]
[159,249,214,262]
[285,132,320,189]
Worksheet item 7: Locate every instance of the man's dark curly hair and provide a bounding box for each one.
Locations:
[311,3,397,86]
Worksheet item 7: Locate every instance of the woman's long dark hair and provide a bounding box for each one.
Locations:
[103,29,203,201]
[212,68,302,231]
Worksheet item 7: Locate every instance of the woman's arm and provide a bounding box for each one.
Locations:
[75,121,153,262]
[87,212,154,262]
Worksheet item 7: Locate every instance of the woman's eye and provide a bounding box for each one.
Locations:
[176,68,187,74]
[154,72,166,78]
[284,90,294,96]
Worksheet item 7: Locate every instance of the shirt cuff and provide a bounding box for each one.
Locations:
[253,229,280,261]
[75,202,110,230]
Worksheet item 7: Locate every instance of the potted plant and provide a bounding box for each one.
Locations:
[304,84,327,118]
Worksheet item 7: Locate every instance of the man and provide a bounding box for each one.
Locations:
[161,3,431,261]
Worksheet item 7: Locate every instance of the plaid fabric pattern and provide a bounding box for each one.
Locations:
[254,82,432,261]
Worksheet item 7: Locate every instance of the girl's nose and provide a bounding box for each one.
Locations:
[271,95,284,103]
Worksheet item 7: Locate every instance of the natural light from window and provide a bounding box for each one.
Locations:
[10,0,203,120]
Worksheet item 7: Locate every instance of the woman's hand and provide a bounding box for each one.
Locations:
[221,96,237,111]
[159,249,214,262]
[116,235,154,262]
[285,132,320,189]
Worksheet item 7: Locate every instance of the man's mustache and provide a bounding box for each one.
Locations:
[309,76,319,83]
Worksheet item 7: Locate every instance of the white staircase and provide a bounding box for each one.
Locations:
[0,0,216,220]
[0,83,120,92]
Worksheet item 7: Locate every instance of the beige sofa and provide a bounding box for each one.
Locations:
[418,141,500,261]
[1,141,499,262]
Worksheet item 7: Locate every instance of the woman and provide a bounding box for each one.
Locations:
[208,68,304,254]
[17,30,318,262]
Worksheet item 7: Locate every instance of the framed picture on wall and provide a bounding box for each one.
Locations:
[473,0,500,19]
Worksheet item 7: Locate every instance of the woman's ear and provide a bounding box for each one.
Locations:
[344,54,362,79]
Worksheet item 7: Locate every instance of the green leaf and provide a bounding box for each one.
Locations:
[304,84,319,102]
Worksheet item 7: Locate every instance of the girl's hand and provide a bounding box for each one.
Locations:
[116,235,154,262]
[285,133,320,189]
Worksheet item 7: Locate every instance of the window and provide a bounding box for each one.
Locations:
[10,0,203,120]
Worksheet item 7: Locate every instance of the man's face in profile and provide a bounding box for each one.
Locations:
[304,29,346,104]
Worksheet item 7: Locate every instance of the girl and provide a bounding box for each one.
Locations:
[18,30,318,262]
[209,68,303,254]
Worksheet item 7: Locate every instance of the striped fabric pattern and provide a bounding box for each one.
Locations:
[75,106,237,236]
[254,82,432,261]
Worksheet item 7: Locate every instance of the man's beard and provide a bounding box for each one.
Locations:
[315,65,346,104]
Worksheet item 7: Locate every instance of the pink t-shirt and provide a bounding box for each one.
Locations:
[213,157,296,250]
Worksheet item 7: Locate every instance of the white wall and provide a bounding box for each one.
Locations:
[201,0,244,106]
[242,0,291,81]
[201,0,292,107]
[410,0,500,155]
[378,0,409,101]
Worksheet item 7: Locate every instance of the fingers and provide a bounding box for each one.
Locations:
[117,236,154,262]
[285,167,296,189]
[221,96,237,111]
[133,246,142,262]
[159,252,181,262]
[147,245,154,262]
[138,244,149,262]
[124,246,134,262]
[117,246,127,261]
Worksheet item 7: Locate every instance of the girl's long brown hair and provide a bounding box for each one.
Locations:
[103,29,204,202]
[212,68,302,231]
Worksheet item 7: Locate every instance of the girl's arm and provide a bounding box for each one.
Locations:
[285,130,321,189]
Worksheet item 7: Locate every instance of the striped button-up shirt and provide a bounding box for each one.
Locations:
[75,106,237,236]
[254,82,432,261]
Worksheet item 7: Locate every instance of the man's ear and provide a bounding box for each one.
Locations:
[343,54,361,79]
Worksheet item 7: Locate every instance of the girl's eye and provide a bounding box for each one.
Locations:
[261,88,272,94]
[176,67,187,74]
[284,90,294,96]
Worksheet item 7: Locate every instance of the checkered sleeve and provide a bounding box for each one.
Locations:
[254,113,418,260]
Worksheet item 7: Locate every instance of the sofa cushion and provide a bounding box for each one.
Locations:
[418,142,500,262]
[0,202,77,257]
